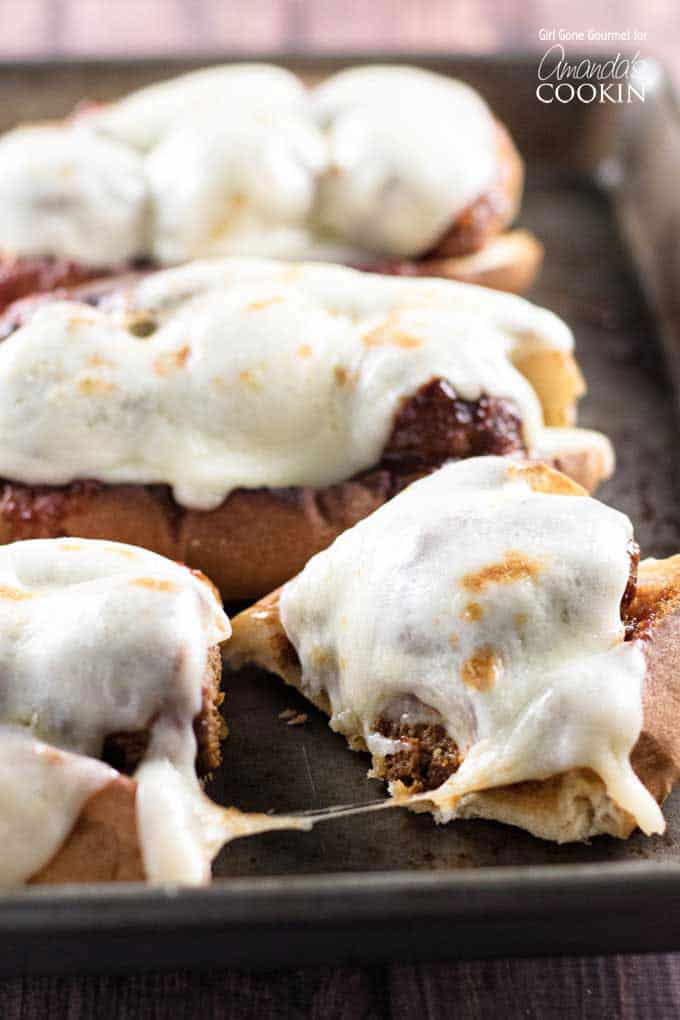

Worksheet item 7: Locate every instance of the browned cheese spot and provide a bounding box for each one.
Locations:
[238,369,261,390]
[131,578,178,593]
[43,746,65,764]
[333,364,358,387]
[462,550,544,593]
[0,585,34,600]
[67,314,97,329]
[87,353,113,368]
[462,601,483,622]
[461,647,501,692]
[104,545,136,559]
[208,192,247,242]
[77,374,115,395]
[153,345,191,375]
[506,462,586,497]
[247,296,284,312]
[362,319,422,350]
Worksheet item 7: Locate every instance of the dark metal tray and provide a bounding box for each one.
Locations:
[1,53,680,974]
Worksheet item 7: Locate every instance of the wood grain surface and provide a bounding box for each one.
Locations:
[2,954,680,1019]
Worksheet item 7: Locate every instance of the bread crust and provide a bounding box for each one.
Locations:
[223,556,680,844]
[28,643,223,884]
[512,348,586,429]
[29,775,144,884]
[411,229,544,295]
[0,429,611,604]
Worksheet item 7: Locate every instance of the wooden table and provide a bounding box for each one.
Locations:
[0,1,678,1015]
[1,954,678,1018]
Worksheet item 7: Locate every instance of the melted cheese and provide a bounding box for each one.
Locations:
[147,110,326,264]
[279,457,663,836]
[0,63,500,264]
[90,64,309,152]
[313,66,497,256]
[0,258,573,510]
[0,537,231,886]
[0,725,117,886]
[0,125,148,267]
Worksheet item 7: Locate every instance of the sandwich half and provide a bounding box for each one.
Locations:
[0,259,609,599]
[0,536,299,886]
[0,63,541,312]
[225,457,680,843]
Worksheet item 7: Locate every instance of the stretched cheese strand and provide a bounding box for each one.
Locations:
[135,752,311,886]
[0,723,311,887]
[279,457,664,836]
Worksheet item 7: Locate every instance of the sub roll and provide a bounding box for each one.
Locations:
[0,63,542,312]
[0,259,609,599]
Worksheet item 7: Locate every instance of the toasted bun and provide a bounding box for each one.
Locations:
[512,348,586,428]
[29,643,223,884]
[531,427,615,492]
[224,551,680,844]
[29,775,144,884]
[413,229,544,294]
[0,227,543,308]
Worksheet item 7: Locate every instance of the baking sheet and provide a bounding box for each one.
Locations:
[1,54,680,973]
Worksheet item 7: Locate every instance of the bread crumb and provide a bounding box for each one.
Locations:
[278,708,308,725]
